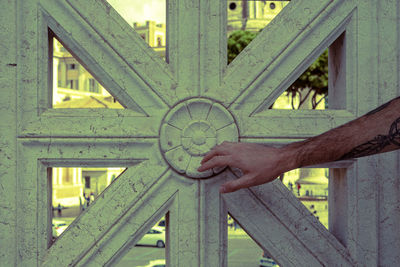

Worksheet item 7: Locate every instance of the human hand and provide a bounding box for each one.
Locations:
[198,142,296,193]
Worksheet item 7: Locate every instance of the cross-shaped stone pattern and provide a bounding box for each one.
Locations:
[26,0,359,266]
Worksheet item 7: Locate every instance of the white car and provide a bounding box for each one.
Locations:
[52,219,69,237]
[140,259,166,267]
[137,227,166,248]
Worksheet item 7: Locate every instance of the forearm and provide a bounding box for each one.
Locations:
[198,96,400,193]
[285,96,400,168]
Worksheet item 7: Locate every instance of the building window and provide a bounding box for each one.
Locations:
[62,168,74,185]
[67,63,76,70]
[67,79,79,90]
[269,2,276,10]
[88,79,99,93]
[157,36,162,47]
[84,176,91,189]
[140,34,146,40]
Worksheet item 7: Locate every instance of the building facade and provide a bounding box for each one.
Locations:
[227,1,290,33]
[52,38,124,108]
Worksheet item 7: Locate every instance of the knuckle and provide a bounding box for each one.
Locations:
[208,157,219,167]
[216,156,230,167]
[215,156,225,165]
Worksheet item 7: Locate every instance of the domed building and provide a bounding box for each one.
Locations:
[227,1,290,34]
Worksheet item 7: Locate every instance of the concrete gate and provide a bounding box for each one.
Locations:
[1,0,399,266]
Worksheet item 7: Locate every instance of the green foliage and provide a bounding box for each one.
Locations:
[227,30,328,109]
[227,30,258,64]
[286,49,328,109]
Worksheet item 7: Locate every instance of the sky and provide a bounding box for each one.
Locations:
[107,0,166,24]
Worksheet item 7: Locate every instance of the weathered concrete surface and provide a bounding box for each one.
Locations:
[1,0,400,266]
[0,0,17,266]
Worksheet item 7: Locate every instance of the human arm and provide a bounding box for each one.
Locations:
[198,96,400,193]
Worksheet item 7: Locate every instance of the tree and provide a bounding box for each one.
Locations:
[227,30,328,109]
[286,49,328,109]
[227,30,257,64]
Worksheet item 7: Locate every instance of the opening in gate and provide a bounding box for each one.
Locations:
[281,167,329,229]
[227,0,291,64]
[51,36,124,109]
[270,49,328,110]
[113,213,168,267]
[49,167,126,243]
[227,214,279,267]
[228,31,330,111]
[226,3,352,112]
[107,0,167,60]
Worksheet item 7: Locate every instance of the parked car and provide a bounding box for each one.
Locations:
[137,227,166,248]
[139,259,166,267]
[259,251,278,267]
[52,219,69,237]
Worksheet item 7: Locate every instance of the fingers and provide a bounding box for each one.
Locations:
[200,141,234,165]
[219,174,255,193]
[200,141,236,168]
[220,173,280,193]
[197,155,232,172]
[200,149,220,164]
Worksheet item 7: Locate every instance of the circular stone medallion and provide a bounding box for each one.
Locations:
[159,98,239,178]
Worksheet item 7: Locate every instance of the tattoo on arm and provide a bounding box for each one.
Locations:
[339,117,400,160]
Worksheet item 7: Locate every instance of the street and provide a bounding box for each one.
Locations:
[115,245,165,267]
[114,232,263,267]
[228,233,264,267]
